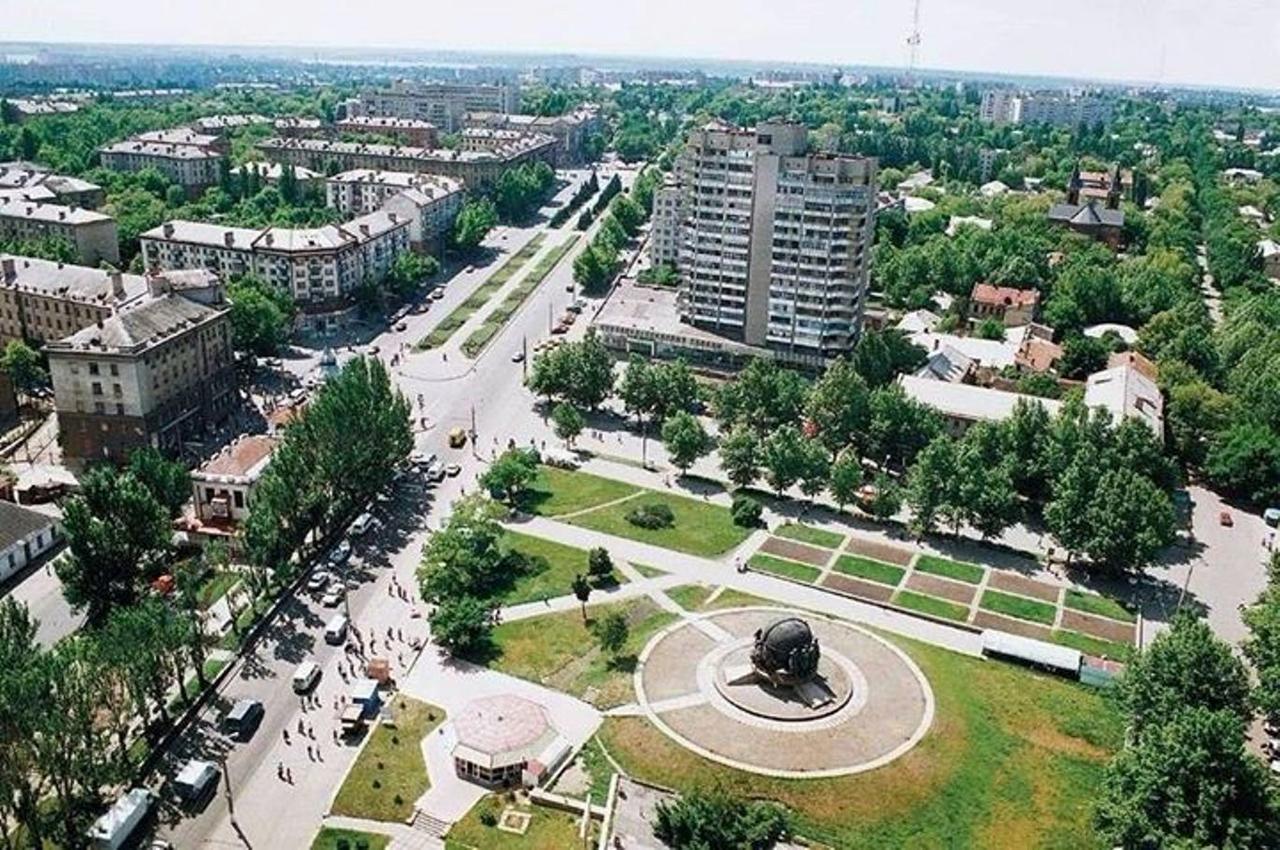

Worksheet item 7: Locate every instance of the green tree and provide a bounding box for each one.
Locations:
[804,358,871,457]
[587,547,614,583]
[56,467,170,626]
[1078,468,1176,573]
[0,340,47,397]
[592,610,629,659]
[479,447,539,506]
[1205,422,1280,505]
[227,274,295,356]
[127,446,190,518]
[429,595,494,657]
[828,450,864,513]
[572,573,592,620]
[761,424,808,497]
[906,436,959,537]
[718,425,760,489]
[550,402,585,448]
[418,495,507,602]
[1244,555,1280,725]
[851,329,928,387]
[867,473,903,523]
[453,198,498,251]
[661,411,712,474]
[716,358,810,435]
[654,788,792,850]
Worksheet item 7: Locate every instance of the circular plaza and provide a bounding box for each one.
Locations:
[634,607,934,778]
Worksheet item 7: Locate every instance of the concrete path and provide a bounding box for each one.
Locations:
[497,569,685,624]
[509,516,985,657]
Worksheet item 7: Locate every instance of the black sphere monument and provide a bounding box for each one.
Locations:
[750,617,822,687]
[717,615,851,718]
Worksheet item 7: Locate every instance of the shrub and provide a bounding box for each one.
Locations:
[355,841,369,850]
[588,546,614,580]
[731,494,763,528]
[479,808,499,827]
[336,840,350,850]
[626,502,675,529]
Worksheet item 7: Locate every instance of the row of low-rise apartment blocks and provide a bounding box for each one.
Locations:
[98,138,223,191]
[0,198,119,266]
[462,106,604,165]
[0,254,236,461]
[325,170,464,253]
[343,80,521,132]
[138,210,411,327]
[254,134,557,191]
[1,161,105,208]
[979,90,1113,128]
[653,120,878,358]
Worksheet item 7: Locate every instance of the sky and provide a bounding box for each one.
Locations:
[6,0,1280,91]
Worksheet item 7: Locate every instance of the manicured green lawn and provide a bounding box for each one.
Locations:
[834,554,906,587]
[499,530,624,605]
[775,522,845,550]
[913,554,985,585]
[486,598,676,708]
[330,697,445,822]
[446,795,593,849]
[196,569,240,609]
[566,490,752,557]
[600,632,1124,849]
[1063,589,1136,623]
[666,583,716,611]
[893,590,970,622]
[461,235,581,357]
[748,554,821,583]
[312,828,391,850]
[518,466,638,517]
[631,563,666,578]
[702,588,774,611]
[1052,629,1134,660]
[980,590,1057,625]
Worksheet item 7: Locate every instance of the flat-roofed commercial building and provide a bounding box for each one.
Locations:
[464,106,603,164]
[356,81,519,132]
[335,116,439,148]
[47,285,235,462]
[0,254,148,345]
[139,211,411,324]
[671,120,877,357]
[0,200,119,266]
[256,135,556,190]
[98,140,223,190]
[327,170,463,252]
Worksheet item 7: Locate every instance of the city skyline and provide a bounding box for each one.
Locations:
[4,0,1280,93]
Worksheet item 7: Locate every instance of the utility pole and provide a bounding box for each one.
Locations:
[521,335,528,380]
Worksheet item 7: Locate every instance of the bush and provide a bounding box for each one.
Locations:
[336,840,350,850]
[731,494,763,528]
[626,502,675,529]
[588,546,614,580]
[479,807,499,827]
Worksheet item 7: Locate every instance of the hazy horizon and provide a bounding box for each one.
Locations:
[5,0,1280,93]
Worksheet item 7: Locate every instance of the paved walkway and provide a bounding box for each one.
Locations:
[509,516,985,657]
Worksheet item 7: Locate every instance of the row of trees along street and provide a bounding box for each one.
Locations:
[0,357,410,849]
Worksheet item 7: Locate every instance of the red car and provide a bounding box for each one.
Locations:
[1220,510,1234,527]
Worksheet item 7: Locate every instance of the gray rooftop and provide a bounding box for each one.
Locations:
[0,198,110,226]
[0,500,57,553]
[0,255,148,305]
[51,293,226,354]
[1047,201,1124,228]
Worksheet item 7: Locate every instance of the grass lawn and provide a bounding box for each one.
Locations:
[498,530,624,605]
[913,554,985,585]
[631,563,666,578]
[446,795,593,849]
[1052,629,1134,660]
[312,828,391,850]
[893,590,970,622]
[702,587,774,611]
[980,590,1058,625]
[486,598,676,708]
[599,633,1124,849]
[196,570,240,609]
[1063,590,1136,623]
[666,583,716,611]
[566,490,751,557]
[416,235,546,350]
[748,554,821,584]
[330,697,445,822]
[834,555,906,587]
[775,523,845,550]
[518,466,638,517]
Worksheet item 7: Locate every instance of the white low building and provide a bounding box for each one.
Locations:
[0,501,61,583]
[190,434,279,527]
[898,374,1062,435]
[448,694,570,788]
[1084,361,1164,440]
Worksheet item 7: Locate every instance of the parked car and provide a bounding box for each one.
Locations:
[350,512,377,536]
[172,760,219,807]
[306,571,331,593]
[321,587,343,608]
[394,321,407,332]
[1220,510,1234,527]
[430,288,445,300]
[511,350,525,363]
[426,462,446,483]
[444,463,462,477]
[551,323,568,335]
[222,699,264,742]
[292,661,321,694]
[448,427,468,448]
[329,540,352,565]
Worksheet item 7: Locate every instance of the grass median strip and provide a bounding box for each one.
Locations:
[893,589,971,622]
[775,522,844,550]
[1063,589,1136,623]
[1052,629,1134,660]
[834,554,905,587]
[980,589,1058,625]
[416,234,546,350]
[913,554,985,584]
[749,553,821,583]
[330,697,445,822]
[461,234,581,357]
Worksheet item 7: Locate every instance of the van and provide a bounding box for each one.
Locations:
[89,788,152,850]
[292,661,321,694]
[350,512,376,536]
[325,614,349,645]
[222,699,263,742]
[542,448,580,470]
[172,759,219,807]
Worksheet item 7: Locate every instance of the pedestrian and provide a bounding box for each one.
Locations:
[297,718,304,734]
[306,745,313,761]
[332,729,339,744]
[276,761,284,780]
[286,768,293,784]
[282,729,290,745]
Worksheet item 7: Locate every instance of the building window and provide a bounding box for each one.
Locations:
[233,491,244,509]
[89,363,99,376]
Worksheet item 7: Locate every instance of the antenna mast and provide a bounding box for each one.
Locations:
[906,0,922,82]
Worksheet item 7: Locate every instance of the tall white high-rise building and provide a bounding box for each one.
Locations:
[670,120,877,357]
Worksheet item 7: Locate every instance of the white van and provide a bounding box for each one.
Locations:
[173,759,219,806]
[88,788,152,850]
[292,661,321,694]
[324,614,349,645]
[350,512,376,536]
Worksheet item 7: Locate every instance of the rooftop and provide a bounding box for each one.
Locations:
[337,115,436,131]
[0,500,57,553]
[0,198,112,226]
[327,169,463,198]
[193,434,278,483]
[229,162,322,181]
[143,220,260,250]
[99,140,220,160]
[451,694,562,770]
[49,293,226,355]
[1047,200,1125,228]
[971,283,1039,308]
[1083,363,1164,438]
[258,133,555,163]
[0,255,148,305]
[899,374,1062,423]
[135,128,219,148]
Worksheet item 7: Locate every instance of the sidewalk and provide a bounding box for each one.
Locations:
[508,515,985,657]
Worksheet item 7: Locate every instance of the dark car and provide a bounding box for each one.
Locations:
[223,698,264,741]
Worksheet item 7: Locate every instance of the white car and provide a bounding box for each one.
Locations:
[321,587,343,608]
[350,512,376,536]
[444,463,462,477]
[329,540,352,565]
[511,350,525,363]
[306,571,331,593]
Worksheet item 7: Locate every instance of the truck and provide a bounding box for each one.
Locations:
[88,788,152,850]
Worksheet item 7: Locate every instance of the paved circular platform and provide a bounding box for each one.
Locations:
[635,607,934,778]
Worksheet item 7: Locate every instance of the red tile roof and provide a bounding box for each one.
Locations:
[971,283,1040,308]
